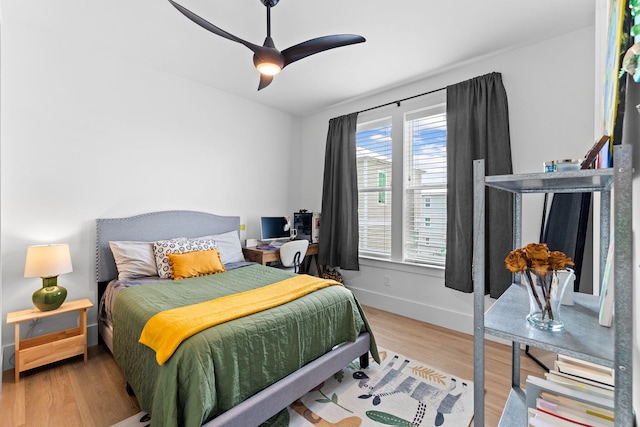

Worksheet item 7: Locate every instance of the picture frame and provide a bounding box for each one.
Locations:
[581,135,610,169]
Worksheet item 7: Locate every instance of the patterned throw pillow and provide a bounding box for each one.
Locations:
[153,239,217,279]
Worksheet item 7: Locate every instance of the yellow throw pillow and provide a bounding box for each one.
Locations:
[167,249,226,280]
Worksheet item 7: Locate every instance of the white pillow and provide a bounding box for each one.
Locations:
[109,241,158,280]
[153,239,217,279]
[193,230,245,264]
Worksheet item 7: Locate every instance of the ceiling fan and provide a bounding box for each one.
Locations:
[168,0,366,90]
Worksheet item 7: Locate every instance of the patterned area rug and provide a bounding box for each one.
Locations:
[112,349,474,427]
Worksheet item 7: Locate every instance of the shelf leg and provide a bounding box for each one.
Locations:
[613,144,634,426]
[512,342,521,388]
[473,159,486,426]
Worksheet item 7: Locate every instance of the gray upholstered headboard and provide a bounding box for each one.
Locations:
[96,210,240,283]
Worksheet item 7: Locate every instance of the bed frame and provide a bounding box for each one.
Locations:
[95,210,370,427]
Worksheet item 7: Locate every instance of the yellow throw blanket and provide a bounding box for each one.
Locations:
[139,275,343,365]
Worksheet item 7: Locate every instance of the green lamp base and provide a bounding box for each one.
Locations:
[32,284,67,311]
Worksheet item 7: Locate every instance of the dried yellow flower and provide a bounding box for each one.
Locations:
[505,249,528,272]
[505,243,572,274]
[525,243,550,264]
[549,251,574,271]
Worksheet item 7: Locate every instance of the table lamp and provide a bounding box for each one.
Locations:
[24,244,73,311]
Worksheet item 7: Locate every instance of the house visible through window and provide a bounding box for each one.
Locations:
[356,93,447,267]
[377,172,387,204]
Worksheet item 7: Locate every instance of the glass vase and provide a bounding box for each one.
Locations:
[524,268,574,331]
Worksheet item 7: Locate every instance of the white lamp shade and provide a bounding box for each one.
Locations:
[24,244,73,278]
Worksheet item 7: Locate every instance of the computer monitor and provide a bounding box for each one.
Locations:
[260,217,290,243]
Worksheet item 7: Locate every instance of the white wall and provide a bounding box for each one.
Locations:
[0,4,300,370]
[297,26,597,334]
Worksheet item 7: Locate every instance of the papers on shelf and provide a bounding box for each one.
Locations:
[526,355,615,426]
[544,371,613,398]
[554,355,614,387]
[526,375,614,426]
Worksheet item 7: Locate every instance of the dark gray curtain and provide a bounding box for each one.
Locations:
[445,72,513,298]
[319,113,360,270]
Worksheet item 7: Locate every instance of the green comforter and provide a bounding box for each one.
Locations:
[112,264,377,427]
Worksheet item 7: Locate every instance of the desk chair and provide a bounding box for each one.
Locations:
[279,240,309,273]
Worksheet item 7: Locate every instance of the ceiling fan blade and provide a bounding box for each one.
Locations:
[281,34,365,68]
[168,0,267,56]
[258,74,274,91]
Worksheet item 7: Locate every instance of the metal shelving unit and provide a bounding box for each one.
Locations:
[472,144,633,426]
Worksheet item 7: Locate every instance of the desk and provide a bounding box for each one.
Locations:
[242,243,322,276]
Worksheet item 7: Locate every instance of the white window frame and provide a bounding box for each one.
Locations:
[356,90,446,268]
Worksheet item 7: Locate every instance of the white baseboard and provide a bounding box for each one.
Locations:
[350,286,474,335]
[351,286,511,346]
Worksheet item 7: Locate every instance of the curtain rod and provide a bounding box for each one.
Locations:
[356,85,446,114]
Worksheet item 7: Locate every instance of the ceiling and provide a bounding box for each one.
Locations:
[32,0,596,117]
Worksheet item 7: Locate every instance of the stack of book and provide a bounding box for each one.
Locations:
[526,354,614,426]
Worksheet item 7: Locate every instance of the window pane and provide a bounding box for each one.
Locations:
[404,107,447,265]
[357,118,392,257]
[358,191,392,256]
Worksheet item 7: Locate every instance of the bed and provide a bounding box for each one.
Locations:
[96,210,377,427]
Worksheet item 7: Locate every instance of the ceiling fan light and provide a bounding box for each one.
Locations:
[256,61,282,76]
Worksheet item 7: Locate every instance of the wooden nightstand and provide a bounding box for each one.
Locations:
[6,298,93,382]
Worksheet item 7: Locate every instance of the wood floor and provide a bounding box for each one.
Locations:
[0,305,547,427]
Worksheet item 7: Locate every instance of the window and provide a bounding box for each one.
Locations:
[404,106,447,265]
[356,118,392,257]
[356,93,447,267]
